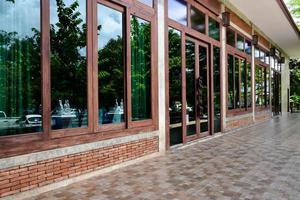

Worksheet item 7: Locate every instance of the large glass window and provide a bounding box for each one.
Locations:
[98,4,124,125]
[209,18,220,41]
[191,6,205,34]
[228,55,249,111]
[168,0,187,26]
[0,0,42,136]
[168,28,182,146]
[131,16,151,121]
[50,0,88,130]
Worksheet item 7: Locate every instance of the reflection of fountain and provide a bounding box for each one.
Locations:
[52,100,76,129]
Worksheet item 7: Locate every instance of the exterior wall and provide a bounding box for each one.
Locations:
[0,0,292,199]
[225,114,254,131]
[0,133,159,198]
[255,110,272,122]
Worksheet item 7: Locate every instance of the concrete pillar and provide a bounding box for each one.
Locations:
[281,56,290,113]
[157,0,166,153]
[220,4,227,131]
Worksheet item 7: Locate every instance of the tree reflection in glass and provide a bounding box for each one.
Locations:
[235,58,240,108]
[98,4,124,125]
[247,62,252,107]
[169,28,183,146]
[209,18,220,41]
[131,16,151,121]
[186,40,196,136]
[50,0,88,130]
[213,47,221,133]
[240,59,246,108]
[0,0,42,136]
[199,46,208,133]
[228,55,234,109]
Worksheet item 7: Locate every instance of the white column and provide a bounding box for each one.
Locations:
[281,55,290,113]
[220,4,227,131]
[157,0,166,153]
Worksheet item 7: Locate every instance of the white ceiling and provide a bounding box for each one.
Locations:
[228,0,300,58]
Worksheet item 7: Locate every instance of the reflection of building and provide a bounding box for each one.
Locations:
[0,0,299,198]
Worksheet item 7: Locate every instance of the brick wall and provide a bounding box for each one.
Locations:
[226,115,254,131]
[0,137,159,198]
[255,111,271,122]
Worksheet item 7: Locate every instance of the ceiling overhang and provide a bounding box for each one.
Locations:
[226,0,300,58]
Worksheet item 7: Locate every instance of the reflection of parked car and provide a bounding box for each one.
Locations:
[0,111,19,129]
[17,115,42,128]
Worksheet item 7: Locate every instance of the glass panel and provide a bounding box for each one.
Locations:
[209,18,220,41]
[255,66,259,106]
[185,40,196,136]
[266,55,270,65]
[98,4,124,125]
[245,40,252,55]
[131,16,151,121]
[138,0,153,7]
[191,6,205,34]
[228,55,234,110]
[226,29,235,47]
[168,0,187,26]
[247,62,252,108]
[261,68,266,106]
[0,0,42,136]
[213,47,221,133]
[255,65,263,106]
[234,58,240,108]
[240,59,246,108]
[50,0,87,130]
[266,69,270,106]
[260,51,265,63]
[237,34,244,51]
[168,28,183,146]
[199,46,208,133]
[255,48,260,58]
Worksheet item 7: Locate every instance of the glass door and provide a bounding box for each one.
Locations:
[185,38,210,141]
[168,35,212,146]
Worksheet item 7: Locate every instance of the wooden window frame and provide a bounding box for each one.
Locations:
[0,0,158,158]
[165,0,223,149]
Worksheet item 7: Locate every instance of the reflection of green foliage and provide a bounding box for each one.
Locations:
[0,29,41,117]
[130,16,151,120]
[50,0,87,110]
[168,29,181,107]
[98,36,124,107]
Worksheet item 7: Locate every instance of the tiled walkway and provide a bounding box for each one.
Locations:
[28,114,300,200]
